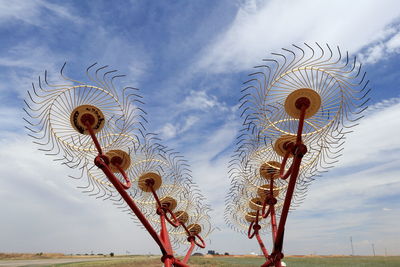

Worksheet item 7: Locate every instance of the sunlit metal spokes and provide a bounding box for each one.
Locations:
[80,133,186,198]
[232,127,341,189]
[170,204,213,247]
[241,44,369,134]
[24,63,146,168]
[225,198,277,234]
[225,179,286,233]
[225,43,371,266]
[49,87,125,152]
[234,148,292,188]
[25,63,213,267]
[141,185,193,224]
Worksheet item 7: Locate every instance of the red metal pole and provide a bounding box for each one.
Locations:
[159,211,174,255]
[83,117,168,257]
[159,208,177,267]
[84,119,103,155]
[83,115,204,267]
[115,164,132,189]
[94,157,168,256]
[164,258,173,267]
[256,232,269,259]
[269,178,278,243]
[183,239,196,264]
[269,104,308,267]
[193,234,206,249]
[279,150,293,179]
[270,204,278,243]
[275,106,308,242]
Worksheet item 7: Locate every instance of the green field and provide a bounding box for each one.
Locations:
[51,256,400,267]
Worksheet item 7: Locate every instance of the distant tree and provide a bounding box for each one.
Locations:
[192,252,203,256]
[110,252,114,257]
[224,252,229,255]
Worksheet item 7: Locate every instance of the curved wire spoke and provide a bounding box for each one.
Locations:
[225,43,371,266]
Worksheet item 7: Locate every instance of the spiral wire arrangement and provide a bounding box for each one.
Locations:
[225,43,370,266]
[24,63,212,265]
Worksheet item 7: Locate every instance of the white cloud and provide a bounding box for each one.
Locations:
[203,96,400,255]
[0,135,157,254]
[0,0,83,26]
[2,0,400,257]
[160,122,178,139]
[159,116,200,139]
[358,31,400,63]
[281,98,400,255]
[181,115,199,132]
[182,90,227,111]
[0,43,66,99]
[0,31,151,101]
[195,0,400,73]
[158,90,228,140]
[360,43,386,64]
[387,32,400,52]
[338,97,400,168]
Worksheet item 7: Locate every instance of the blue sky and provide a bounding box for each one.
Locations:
[0,0,399,256]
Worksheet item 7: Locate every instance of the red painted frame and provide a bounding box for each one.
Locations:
[82,119,205,267]
[248,99,310,267]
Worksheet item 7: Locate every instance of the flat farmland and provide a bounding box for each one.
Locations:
[1,255,400,267]
[188,256,400,267]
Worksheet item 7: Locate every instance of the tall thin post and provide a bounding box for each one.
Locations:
[350,236,354,256]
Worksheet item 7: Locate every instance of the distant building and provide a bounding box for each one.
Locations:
[207,250,216,255]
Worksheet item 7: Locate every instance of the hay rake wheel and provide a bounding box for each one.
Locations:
[24,63,212,267]
[226,43,371,267]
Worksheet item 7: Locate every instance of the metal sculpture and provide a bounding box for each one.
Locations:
[225,43,370,267]
[24,63,212,267]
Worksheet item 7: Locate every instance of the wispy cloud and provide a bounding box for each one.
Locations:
[338,97,400,168]
[195,0,400,73]
[282,98,400,255]
[158,90,230,140]
[0,43,63,99]
[202,96,400,255]
[182,90,227,111]
[0,135,157,254]
[160,116,200,139]
[1,0,400,257]
[358,30,400,64]
[0,0,83,26]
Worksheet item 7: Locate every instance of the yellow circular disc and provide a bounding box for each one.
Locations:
[159,196,177,211]
[273,134,297,157]
[259,161,281,179]
[70,105,105,135]
[245,211,261,223]
[257,184,280,198]
[249,197,263,211]
[187,224,202,235]
[105,149,131,173]
[284,88,321,119]
[138,172,162,192]
[175,211,189,224]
